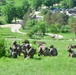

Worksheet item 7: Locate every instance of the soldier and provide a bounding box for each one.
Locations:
[27,47,36,58]
[13,41,21,56]
[21,41,28,58]
[43,47,50,56]
[67,46,76,57]
[10,46,17,58]
[9,41,21,58]
[49,45,58,56]
[38,44,46,56]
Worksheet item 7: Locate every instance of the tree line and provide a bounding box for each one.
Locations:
[1,0,76,23]
[0,0,76,38]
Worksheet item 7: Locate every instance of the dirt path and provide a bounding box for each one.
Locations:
[0,20,26,34]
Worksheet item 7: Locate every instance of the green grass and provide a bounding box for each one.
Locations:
[0,28,27,39]
[0,27,76,75]
[0,36,76,75]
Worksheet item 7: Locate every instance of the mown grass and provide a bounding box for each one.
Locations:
[0,37,76,75]
[0,28,27,39]
[0,28,76,75]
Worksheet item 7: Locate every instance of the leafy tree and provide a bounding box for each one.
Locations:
[44,10,52,25]
[0,0,6,5]
[44,11,69,27]
[60,0,69,8]
[2,0,30,23]
[43,0,54,7]
[60,0,76,8]
[36,20,46,35]
[49,23,60,34]
[15,0,30,20]
[25,19,37,38]
[21,0,30,15]
[68,16,76,38]
[26,20,46,38]
[22,9,32,29]
[26,19,37,29]
[32,0,42,10]
[56,12,69,26]
[2,3,16,23]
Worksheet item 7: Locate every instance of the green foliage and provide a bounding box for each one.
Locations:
[21,0,30,14]
[60,0,76,8]
[26,20,46,38]
[68,16,76,37]
[44,10,52,25]
[32,0,42,10]
[0,20,3,24]
[22,9,32,28]
[44,11,69,33]
[41,9,49,15]
[26,19,37,30]
[0,0,6,5]
[43,0,53,7]
[1,0,30,23]
[0,38,6,57]
[61,25,70,33]
[26,30,34,38]
[2,3,16,23]
[56,12,69,25]
[50,23,60,33]
[36,20,46,35]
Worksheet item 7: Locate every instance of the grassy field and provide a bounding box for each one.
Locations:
[0,27,76,75]
[0,39,76,75]
[0,28,27,39]
[0,1,76,74]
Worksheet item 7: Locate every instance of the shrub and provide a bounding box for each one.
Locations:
[61,25,70,33]
[41,9,49,15]
[0,20,4,25]
[0,38,6,57]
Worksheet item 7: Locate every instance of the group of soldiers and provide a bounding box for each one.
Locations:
[38,44,58,56]
[10,40,36,58]
[10,40,76,58]
[9,40,58,58]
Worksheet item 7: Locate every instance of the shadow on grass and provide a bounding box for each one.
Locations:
[34,57,42,60]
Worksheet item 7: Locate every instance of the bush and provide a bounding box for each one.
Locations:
[41,9,49,15]
[0,38,6,57]
[61,25,70,33]
[0,20,4,25]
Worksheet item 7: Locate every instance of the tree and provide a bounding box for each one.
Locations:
[0,0,6,5]
[22,9,32,29]
[43,0,54,7]
[32,0,42,10]
[44,10,52,25]
[60,0,75,8]
[68,16,76,38]
[44,11,69,27]
[21,0,30,15]
[15,0,30,19]
[50,23,60,34]
[2,3,16,23]
[36,20,46,35]
[2,0,30,23]
[60,0,69,8]
[25,19,46,38]
[25,19,37,38]
[56,12,69,26]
